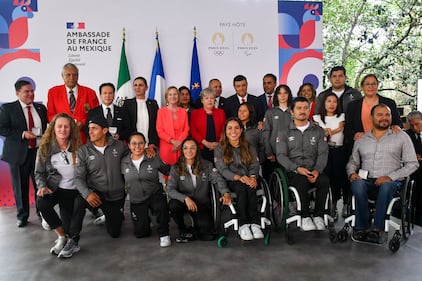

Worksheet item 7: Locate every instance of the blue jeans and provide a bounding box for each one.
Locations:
[350,179,402,231]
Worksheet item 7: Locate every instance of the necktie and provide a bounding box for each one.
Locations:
[241,98,246,103]
[106,107,113,127]
[27,106,36,148]
[267,95,273,108]
[69,89,76,113]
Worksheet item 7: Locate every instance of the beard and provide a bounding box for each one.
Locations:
[373,121,391,130]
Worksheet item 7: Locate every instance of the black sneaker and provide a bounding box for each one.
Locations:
[352,229,368,242]
[366,230,386,244]
[176,232,195,243]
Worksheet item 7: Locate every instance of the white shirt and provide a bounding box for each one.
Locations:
[136,98,150,144]
[313,113,345,145]
[102,104,114,119]
[51,150,75,190]
[237,94,249,104]
[296,122,310,133]
[93,144,106,154]
[332,89,344,98]
[19,99,42,147]
[131,155,144,172]
[187,165,196,188]
[66,85,78,99]
[214,96,220,108]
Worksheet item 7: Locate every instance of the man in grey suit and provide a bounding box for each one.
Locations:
[0,80,47,227]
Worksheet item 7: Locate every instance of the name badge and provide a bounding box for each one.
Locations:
[179,176,185,181]
[147,165,153,173]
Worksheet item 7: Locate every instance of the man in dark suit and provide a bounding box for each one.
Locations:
[194,78,226,109]
[258,73,277,113]
[405,111,422,226]
[0,80,47,227]
[87,83,124,140]
[223,75,265,121]
[121,77,159,151]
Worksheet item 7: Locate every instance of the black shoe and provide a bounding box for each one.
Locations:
[17,219,28,228]
[352,229,368,241]
[366,230,385,244]
[175,232,195,243]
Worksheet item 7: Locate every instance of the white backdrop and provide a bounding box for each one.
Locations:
[0,0,281,102]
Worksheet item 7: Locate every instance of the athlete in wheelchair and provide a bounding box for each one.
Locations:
[341,104,419,250]
[214,117,271,244]
[274,97,335,242]
[167,138,232,243]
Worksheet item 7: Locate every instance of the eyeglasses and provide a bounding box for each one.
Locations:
[363,83,378,87]
[183,146,197,150]
[130,142,145,146]
[61,151,70,165]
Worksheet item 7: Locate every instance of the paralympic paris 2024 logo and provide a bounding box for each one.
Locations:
[0,0,39,70]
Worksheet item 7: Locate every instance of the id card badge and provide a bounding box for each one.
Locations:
[358,169,368,180]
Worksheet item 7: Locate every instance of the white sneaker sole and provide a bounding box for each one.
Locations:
[58,245,80,258]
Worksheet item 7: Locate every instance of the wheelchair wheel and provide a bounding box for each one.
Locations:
[261,178,273,223]
[210,183,222,232]
[328,222,337,243]
[264,231,271,246]
[217,236,228,248]
[337,225,350,242]
[401,179,415,241]
[389,231,401,253]
[269,168,289,230]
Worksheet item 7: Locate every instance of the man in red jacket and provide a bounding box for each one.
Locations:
[47,63,99,143]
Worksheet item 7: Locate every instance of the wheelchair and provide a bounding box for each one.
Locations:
[269,167,337,244]
[210,177,272,248]
[337,177,415,253]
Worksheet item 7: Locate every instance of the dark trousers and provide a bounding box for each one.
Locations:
[261,159,279,184]
[325,146,349,203]
[228,181,260,226]
[8,148,37,221]
[411,167,422,226]
[169,199,214,237]
[130,192,169,238]
[287,172,330,217]
[37,188,86,242]
[97,193,125,238]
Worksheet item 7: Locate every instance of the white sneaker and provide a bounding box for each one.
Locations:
[41,217,52,231]
[250,224,264,239]
[58,238,80,258]
[301,217,316,231]
[50,237,67,255]
[160,235,171,247]
[313,216,326,231]
[93,215,105,225]
[238,224,253,241]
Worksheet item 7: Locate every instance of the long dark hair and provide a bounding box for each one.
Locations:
[174,137,203,176]
[319,92,341,124]
[238,102,257,129]
[273,84,293,107]
[220,117,253,166]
